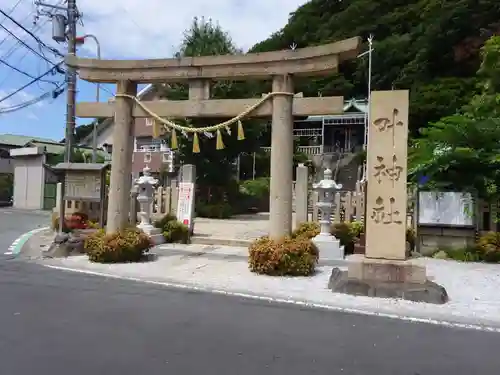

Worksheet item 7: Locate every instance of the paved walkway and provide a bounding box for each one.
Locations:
[193,214,270,241]
[42,243,500,331]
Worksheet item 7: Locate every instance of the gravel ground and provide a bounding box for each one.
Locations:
[41,244,500,331]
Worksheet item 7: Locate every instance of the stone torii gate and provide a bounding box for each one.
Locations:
[66,37,361,237]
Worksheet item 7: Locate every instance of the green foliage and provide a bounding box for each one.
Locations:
[196,202,233,219]
[163,220,189,244]
[153,213,178,230]
[84,227,153,263]
[248,236,319,276]
[46,149,105,165]
[238,177,270,212]
[291,222,320,239]
[250,0,500,134]
[331,222,358,255]
[0,173,13,200]
[153,214,189,243]
[291,221,364,255]
[291,221,414,255]
[409,35,500,200]
[477,232,500,263]
[157,18,267,202]
[432,246,482,262]
[240,177,270,198]
[406,227,416,252]
[430,231,500,263]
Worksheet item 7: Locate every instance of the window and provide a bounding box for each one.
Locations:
[145,118,154,126]
[144,153,151,163]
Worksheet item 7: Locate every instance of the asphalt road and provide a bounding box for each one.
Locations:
[1,209,500,374]
[0,207,50,255]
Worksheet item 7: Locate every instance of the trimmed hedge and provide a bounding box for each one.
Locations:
[248,236,319,276]
[84,227,153,263]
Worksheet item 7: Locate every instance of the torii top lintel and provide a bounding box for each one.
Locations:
[66,37,361,84]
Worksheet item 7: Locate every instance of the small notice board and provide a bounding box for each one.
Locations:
[176,182,195,229]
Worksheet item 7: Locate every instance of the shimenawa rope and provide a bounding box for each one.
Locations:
[114,91,294,153]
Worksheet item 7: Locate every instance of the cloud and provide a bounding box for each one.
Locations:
[1,0,307,59]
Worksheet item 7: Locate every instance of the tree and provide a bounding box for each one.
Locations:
[156,17,267,204]
[409,36,500,200]
[250,0,500,135]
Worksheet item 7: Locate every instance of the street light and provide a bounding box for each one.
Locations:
[75,34,101,162]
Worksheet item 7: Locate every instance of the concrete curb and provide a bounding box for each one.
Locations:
[190,236,254,247]
[5,226,50,256]
[43,263,500,333]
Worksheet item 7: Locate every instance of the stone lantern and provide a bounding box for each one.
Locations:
[134,166,164,244]
[312,168,344,260]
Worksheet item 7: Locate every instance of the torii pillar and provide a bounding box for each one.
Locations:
[106,80,137,232]
[269,75,294,238]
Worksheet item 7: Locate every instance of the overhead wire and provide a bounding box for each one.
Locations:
[0,56,60,87]
[0,61,64,105]
[0,8,64,58]
[0,23,60,65]
[0,85,65,114]
[0,0,25,48]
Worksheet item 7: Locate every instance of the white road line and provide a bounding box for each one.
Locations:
[44,264,500,333]
[5,226,50,255]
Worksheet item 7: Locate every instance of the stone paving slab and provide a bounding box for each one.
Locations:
[40,245,500,331]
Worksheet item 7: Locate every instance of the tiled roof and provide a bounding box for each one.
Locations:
[0,133,58,147]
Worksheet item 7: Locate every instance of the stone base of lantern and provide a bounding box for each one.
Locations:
[312,233,344,261]
[328,255,448,305]
[137,223,165,245]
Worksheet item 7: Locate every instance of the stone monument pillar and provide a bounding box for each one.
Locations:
[312,168,344,261]
[329,90,447,304]
[135,166,164,245]
[269,75,294,239]
[107,80,137,233]
[294,163,309,227]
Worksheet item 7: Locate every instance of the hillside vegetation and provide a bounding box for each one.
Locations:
[250,0,500,135]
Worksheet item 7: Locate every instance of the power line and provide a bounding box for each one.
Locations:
[0,8,63,58]
[0,57,59,87]
[0,23,58,66]
[0,85,65,114]
[0,61,64,104]
[0,0,24,25]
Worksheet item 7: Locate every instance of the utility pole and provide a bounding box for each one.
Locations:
[35,1,79,163]
[64,0,77,162]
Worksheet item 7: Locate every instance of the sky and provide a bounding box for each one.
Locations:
[0,0,308,141]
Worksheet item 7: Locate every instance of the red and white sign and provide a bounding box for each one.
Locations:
[176,182,195,228]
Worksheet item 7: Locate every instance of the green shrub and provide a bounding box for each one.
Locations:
[84,227,153,263]
[236,178,270,213]
[432,246,482,262]
[163,220,189,244]
[406,227,416,252]
[239,177,270,198]
[153,213,189,243]
[477,232,500,263]
[153,213,177,229]
[292,221,361,254]
[291,222,320,239]
[432,250,449,259]
[248,236,319,276]
[196,202,232,218]
[331,222,358,255]
[350,220,364,238]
